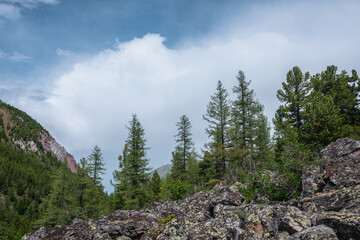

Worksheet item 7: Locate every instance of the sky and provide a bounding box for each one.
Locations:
[0,0,359,192]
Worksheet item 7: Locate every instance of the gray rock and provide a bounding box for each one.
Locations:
[317,211,360,240]
[291,225,338,240]
[320,138,360,189]
[278,206,311,235]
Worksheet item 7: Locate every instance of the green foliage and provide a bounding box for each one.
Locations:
[0,100,48,144]
[171,115,195,181]
[203,80,231,178]
[113,114,151,210]
[230,71,271,176]
[87,145,106,186]
[0,140,60,237]
[159,214,176,224]
[151,170,162,201]
[274,65,360,151]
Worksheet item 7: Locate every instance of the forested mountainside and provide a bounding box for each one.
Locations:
[1,65,360,239]
[0,101,110,239]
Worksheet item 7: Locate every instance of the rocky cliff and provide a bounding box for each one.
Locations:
[0,102,77,172]
[22,138,360,240]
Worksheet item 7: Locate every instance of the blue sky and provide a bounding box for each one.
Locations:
[1,0,360,192]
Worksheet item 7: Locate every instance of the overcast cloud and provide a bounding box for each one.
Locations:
[3,0,360,192]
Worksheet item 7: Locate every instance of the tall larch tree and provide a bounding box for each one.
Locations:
[230,71,255,171]
[230,71,271,173]
[203,80,231,178]
[113,114,150,210]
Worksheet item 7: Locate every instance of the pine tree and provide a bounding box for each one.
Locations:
[301,91,344,150]
[312,66,360,126]
[171,115,195,181]
[113,114,151,210]
[87,145,106,186]
[274,66,310,137]
[203,80,231,178]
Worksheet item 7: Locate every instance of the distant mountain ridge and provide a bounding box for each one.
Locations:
[154,163,171,178]
[0,100,77,172]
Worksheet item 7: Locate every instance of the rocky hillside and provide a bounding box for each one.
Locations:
[22,138,360,239]
[0,100,76,172]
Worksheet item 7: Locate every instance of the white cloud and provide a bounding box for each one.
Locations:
[14,0,360,191]
[0,3,20,20]
[0,0,57,20]
[8,51,32,62]
[0,50,32,62]
[56,48,73,56]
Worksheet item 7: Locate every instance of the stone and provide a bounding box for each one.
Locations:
[278,206,312,235]
[320,138,360,189]
[301,165,325,198]
[317,211,360,240]
[291,225,338,240]
[301,184,360,214]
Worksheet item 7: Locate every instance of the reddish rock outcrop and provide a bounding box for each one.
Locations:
[39,132,77,172]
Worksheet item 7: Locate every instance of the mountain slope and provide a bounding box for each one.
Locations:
[0,100,79,239]
[0,100,76,172]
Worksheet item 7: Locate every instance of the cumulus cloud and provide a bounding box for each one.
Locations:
[14,0,360,191]
[0,50,32,62]
[0,0,57,20]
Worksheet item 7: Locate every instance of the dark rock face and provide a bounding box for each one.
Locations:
[320,138,360,188]
[22,138,360,239]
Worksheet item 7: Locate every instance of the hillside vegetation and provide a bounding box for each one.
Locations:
[0,65,359,239]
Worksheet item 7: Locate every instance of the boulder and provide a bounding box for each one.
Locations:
[95,210,158,239]
[291,225,338,240]
[320,138,360,189]
[301,165,325,198]
[301,184,360,213]
[317,211,360,240]
[278,206,312,235]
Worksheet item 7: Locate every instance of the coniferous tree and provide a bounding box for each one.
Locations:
[151,170,161,201]
[171,115,195,181]
[274,66,310,139]
[113,114,150,210]
[229,71,271,174]
[203,80,231,178]
[230,71,255,170]
[87,145,106,186]
[38,160,76,227]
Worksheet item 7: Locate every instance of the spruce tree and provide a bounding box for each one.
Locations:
[113,114,150,210]
[203,80,231,178]
[87,145,106,186]
[171,115,195,181]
